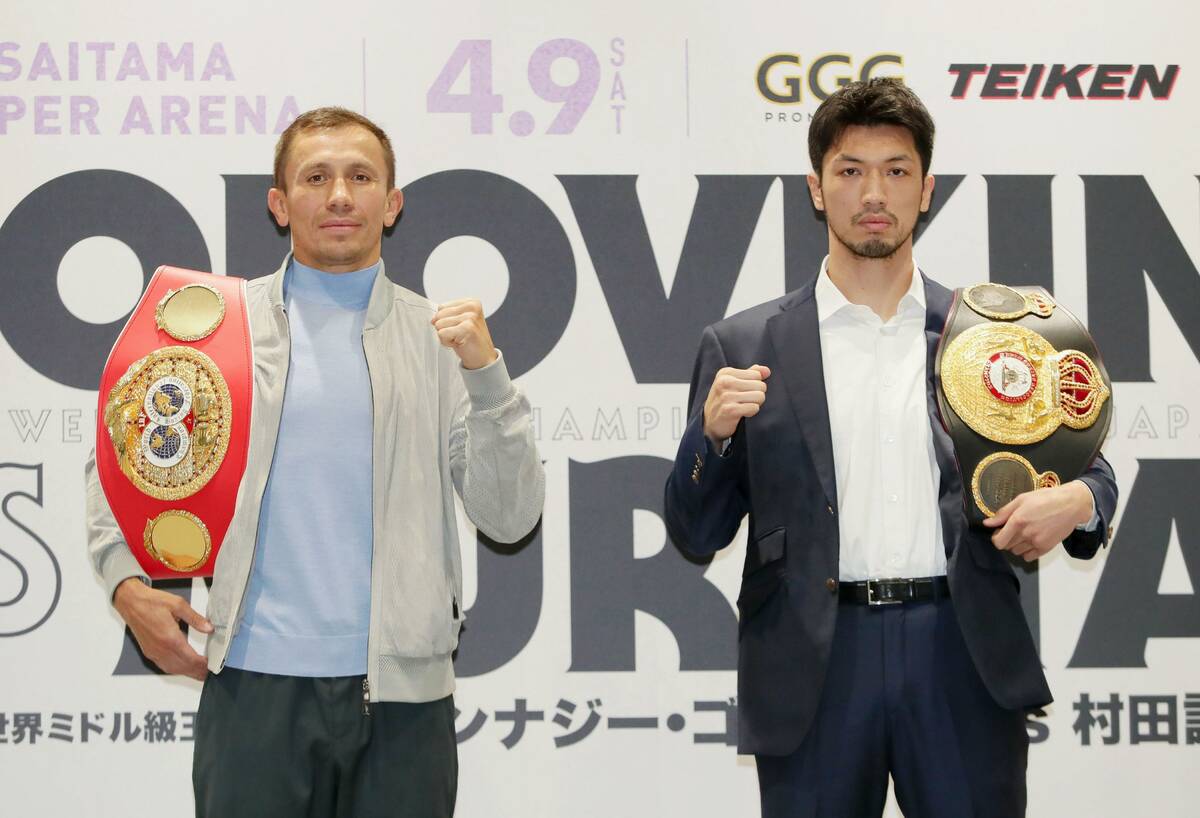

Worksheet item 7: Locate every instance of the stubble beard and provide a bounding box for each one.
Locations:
[830,217,915,261]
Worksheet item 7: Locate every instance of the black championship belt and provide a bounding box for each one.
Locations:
[934,283,1113,526]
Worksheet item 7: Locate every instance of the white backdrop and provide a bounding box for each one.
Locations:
[1,2,1197,816]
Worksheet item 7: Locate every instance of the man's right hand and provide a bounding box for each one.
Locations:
[703,365,771,446]
[112,577,212,681]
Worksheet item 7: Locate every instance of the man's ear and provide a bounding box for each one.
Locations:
[806,173,824,211]
[920,173,936,213]
[384,188,404,228]
[267,187,289,228]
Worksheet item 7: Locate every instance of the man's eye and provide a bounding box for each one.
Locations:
[308,174,325,184]
[354,174,371,182]
[888,168,908,176]
[841,168,860,176]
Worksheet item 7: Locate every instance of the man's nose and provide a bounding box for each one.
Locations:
[327,177,353,208]
[861,169,887,208]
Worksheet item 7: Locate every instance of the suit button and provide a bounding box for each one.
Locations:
[825,578,837,593]
[826,504,835,516]
[1107,525,1114,540]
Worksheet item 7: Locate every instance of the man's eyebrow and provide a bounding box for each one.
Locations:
[296,159,379,175]
[296,160,331,174]
[831,153,914,163]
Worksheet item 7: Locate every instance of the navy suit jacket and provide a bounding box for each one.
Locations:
[664,273,1118,756]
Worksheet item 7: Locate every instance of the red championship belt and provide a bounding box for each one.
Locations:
[95,267,252,578]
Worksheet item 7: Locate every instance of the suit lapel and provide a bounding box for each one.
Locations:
[766,285,838,510]
[922,275,957,479]
[764,273,959,528]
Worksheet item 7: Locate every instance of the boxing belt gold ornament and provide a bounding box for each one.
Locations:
[95,267,252,578]
[934,283,1112,525]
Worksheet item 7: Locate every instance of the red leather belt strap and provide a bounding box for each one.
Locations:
[95,266,252,579]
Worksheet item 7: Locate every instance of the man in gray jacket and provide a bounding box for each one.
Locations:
[84,107,545,817]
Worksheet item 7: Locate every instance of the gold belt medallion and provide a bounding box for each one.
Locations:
[155,283,226,342]
[144,509,212,572]
[102,346,233,501]
[941,323,1110,445]
[963,283,1056,321]
[971,452,1061,517]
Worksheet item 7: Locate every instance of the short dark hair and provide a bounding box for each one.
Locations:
[273,107,396,190]
[807,78,935,178]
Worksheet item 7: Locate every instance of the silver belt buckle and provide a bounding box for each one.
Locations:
[867,578,905,606]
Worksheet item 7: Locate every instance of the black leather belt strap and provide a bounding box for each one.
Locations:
[837,576,950,606]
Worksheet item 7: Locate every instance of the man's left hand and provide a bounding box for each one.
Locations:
[432,299,498,370]
[983,480,1095,562]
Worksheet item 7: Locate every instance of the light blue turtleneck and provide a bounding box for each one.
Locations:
[225,257,378,677]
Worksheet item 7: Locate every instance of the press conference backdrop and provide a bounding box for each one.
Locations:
[1,2,1196,815]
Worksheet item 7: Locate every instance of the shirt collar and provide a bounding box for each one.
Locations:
[814,255,926,324]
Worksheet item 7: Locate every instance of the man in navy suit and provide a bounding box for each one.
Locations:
[664,79,1117,818]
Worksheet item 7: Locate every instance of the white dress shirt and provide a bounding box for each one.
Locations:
[813,258,947,582]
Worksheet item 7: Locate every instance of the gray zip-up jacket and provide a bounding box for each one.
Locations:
[85,255,545,703]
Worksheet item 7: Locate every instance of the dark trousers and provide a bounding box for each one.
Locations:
[756,597,1028,818]
[193,667,457,818]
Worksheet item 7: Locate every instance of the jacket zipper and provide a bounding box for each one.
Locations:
[223,302,290,669]
[362,327,380,714]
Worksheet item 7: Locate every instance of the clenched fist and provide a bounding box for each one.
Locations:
[432,299,498,370]
[703,365,771,446]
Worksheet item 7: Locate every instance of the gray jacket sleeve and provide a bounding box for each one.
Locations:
[447,349,545,543]
[84,448,149,601]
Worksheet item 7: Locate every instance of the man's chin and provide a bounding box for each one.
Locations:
[322,238,372,256]
[299,245,375,272]
[851,238,899,259]
[832,225,912,260]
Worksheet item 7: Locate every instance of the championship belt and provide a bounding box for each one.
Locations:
[95,267,252,578]
[934,282,1112,526]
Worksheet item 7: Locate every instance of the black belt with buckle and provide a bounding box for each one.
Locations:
[837,576,950,606]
